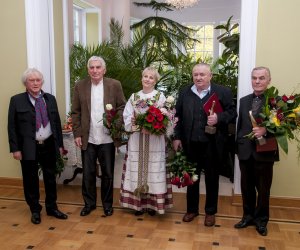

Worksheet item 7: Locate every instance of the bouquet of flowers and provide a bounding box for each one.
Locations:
[56,148,68,177]
[38,148,68,177]
[249,86,300,154]
[103,104,128,144]
[134,95,177,136]
[166,150,198,188]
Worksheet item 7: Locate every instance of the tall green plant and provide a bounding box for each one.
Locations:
[212,16,239,96]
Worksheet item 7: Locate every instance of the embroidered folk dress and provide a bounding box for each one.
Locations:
[119,90,173,214]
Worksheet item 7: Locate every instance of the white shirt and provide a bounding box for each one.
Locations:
[191,84,211,99]
[88,81,113,145]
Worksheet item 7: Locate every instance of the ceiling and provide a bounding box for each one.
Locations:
[130,0,241,23]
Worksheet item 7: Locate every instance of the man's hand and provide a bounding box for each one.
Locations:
[173,140,182,151]
[74,137,82,148]
[207,112,218,126]
[252,126,267,139]
[12,151,22,160]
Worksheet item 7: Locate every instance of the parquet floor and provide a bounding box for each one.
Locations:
[0,185,300,250]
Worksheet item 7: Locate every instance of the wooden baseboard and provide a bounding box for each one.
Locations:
[0,177,43,188]
[232,192,300,209]
[1,177,299,210]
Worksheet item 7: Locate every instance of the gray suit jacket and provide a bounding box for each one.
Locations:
[71,77,126,150]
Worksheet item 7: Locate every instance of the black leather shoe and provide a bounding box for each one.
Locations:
[256,225,268,236]
[147,209,156,216]
[31,212,41,224]
[80,206,96,216]
[47,209,68,219]
[234,218,253,229]
[104,207,113,216]
[135,210,144,216]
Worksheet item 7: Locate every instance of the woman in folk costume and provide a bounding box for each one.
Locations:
[120,67,173,216]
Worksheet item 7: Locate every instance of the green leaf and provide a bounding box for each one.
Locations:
[276,134,288,154]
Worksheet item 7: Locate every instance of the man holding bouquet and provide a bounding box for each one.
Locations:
[173,63,236,227]
[235,66,279,236]
[72,56,126,217]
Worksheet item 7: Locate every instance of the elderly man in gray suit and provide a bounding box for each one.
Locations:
[72,56,126,217]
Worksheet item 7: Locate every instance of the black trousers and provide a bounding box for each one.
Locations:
[20,136,58,213]
[186,141,219,215]
[82,142,115,209]
[239,157,274,226]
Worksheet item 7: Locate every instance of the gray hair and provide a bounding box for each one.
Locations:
[21,68,44,85]
[87,56,106,69]
[142,66,161,82]
[252,66,271,78]
[193,63,212,73]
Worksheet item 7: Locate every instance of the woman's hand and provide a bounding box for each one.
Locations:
[173,140,182,151]
[141,128,150,135]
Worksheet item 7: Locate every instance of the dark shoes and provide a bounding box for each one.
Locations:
[104,207,113,216]
[182,212,199,222]
[135,210,144,216]
[47,209,68,219]
[204,214,215,227]
[235,218,267,236]
[147,209,156,216]
[234,218,253,229]
[31,212,41,224]
[256,225,268,236]
[80,206,96,216]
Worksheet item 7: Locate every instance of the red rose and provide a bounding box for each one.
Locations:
[62,148,68,155]
[183,172,190,181]
[269,97,276,107]
[276,110,284,121]
[289,95,295,101]
[171,176,180,185]
[153,122,163,129]
[282,95,288,102]
[156,113,164,122]
[146,114,155,123]
[255,117,263,125]
[148,106,157,114]
[155,108,162,116]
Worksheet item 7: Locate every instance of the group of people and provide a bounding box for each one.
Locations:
[8,55,279,237]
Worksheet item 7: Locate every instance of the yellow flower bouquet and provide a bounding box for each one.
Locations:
[256,86,300,154]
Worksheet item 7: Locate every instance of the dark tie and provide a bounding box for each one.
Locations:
[35,95,49,131]
[251,96,262,118]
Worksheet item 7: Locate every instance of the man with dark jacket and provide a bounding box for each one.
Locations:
[235,66,279,236]
[173,63,236,226]
[8,68,68,224]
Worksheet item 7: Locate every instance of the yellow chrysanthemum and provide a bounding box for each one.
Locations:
[293,106,300,113]
[271,116,281,126]
[287,113,296,118]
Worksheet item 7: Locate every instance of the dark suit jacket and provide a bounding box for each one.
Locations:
[174,83,237,159]
[8,92,63,160]
[236,93,279,162]
[71,77,126,150]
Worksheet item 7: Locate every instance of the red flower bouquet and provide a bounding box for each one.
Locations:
[103,104,128,144]
[166,150,198,188]
[135,105,169,135]
[246,86,300,154]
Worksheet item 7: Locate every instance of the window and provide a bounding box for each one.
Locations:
[186,24,214,63]
[73,6,82,44]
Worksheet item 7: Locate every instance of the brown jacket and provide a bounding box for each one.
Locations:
[71,77,126,150]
